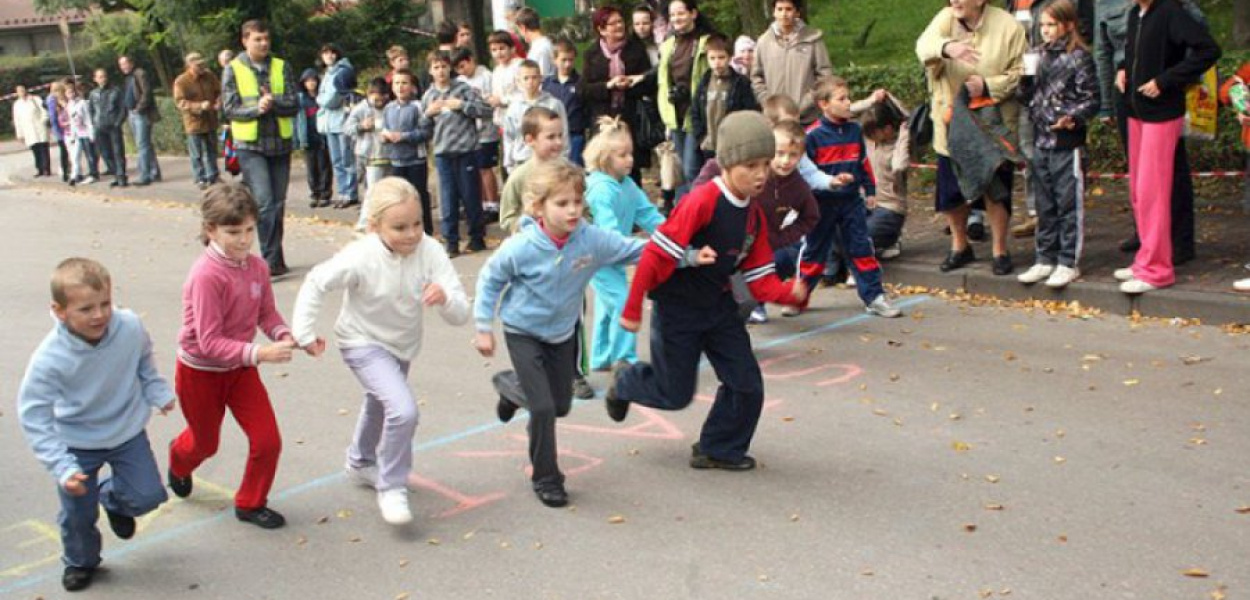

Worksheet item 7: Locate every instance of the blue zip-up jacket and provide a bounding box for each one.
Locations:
[475,215,644,343]
[805,116,876,201]
[542,71,588,135]
[17,309,174,485]
[316,57,356,134]
[382,97,430,166]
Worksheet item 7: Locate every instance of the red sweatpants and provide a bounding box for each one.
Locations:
[170,361,282,510]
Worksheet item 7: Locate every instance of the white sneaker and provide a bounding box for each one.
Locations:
[345,464,379,488]
[377,489,413,525]
[1233,278,1250,292]
[1114,267,1135,282]
[1017,263,1055,284]
[879,242,902,260]
[81,176,96,185]
[781,305,802,317]
[1119,279,1157,294]
[748,305,768,323]
[1045,266,1079,289]
[865,295,902,318]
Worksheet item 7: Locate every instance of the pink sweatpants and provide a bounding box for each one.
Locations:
[1127,117,1183,287]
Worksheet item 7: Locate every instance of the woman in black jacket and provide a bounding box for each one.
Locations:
[1113,0,1219,295]
[581,5,657,181]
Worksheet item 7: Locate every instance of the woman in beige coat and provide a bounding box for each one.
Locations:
[916,0,1026,275]
[11,85,52,177]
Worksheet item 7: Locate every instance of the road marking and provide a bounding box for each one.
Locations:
[0,295,930,593]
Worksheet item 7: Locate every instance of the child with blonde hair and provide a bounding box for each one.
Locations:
[585,117,666,369]
[169,184,314,530]
[475,159,688,508]
[293,177,469,524]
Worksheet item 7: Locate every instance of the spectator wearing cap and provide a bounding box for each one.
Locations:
[174,52,223,189]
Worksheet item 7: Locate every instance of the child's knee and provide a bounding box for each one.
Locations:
[248,428,282,459]
[120,483,169,515]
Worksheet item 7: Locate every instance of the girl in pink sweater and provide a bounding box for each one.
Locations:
[169,184,320,529]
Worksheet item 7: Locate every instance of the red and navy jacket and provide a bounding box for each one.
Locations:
[623,178,802,322]
[805,116,876,201]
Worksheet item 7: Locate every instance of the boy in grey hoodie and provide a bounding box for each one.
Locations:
[17,258,173,592]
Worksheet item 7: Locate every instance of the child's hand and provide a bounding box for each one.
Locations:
[1115,70,1126,93]
[381,131,402,143]
[833,173,856,187]
[865,196,878,209]
[159,399,176,416]
[791,278,810,303]
[444,98,464,111]
[1137,79,1161,99]
[474,331,495,357]
[63,472,89,497]
[617,316,640,335]
[422,283,447,306]
[257,339,296,364]
[871,89,888,104]
[303,337,327,357]
[695,245,718,266]
[361,116,374,131]
[425,100,444,116]
[1051,116,1076,131]
[486,94,501,108]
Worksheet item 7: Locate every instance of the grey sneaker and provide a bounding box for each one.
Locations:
[572,376,595,400]
[865,295,902,318]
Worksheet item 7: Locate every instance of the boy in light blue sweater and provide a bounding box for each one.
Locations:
[17,258,174,592]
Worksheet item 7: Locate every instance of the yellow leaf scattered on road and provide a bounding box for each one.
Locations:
[1235,506,1250,514]
[1123,379,1140,386]
[608,515,626,524]
[1182,568,1210,578]
[952,441,972,452]
[985,475,1001,483]
[984,504,1005,511]
[964,523,977,532]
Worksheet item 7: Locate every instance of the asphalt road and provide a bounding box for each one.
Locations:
[1,155,1247,600]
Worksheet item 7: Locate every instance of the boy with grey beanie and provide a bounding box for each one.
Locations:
[604,110,808,471]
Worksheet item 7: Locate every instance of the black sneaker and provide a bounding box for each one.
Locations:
[496,395,518,423]
[991,254,1014,276]
[1119,236,1141,253]
[939,247,976,272]
[534,484,568,508]
[572,376,595,400]
[168,468,192,498]
[268,264,290,280]
[689,443,756,471]
[105,509,135,539]
[62,566,95,591]
[604,364,630,422]
[235,506,286,529]
[466,239,488,253]
[445,242,461,258]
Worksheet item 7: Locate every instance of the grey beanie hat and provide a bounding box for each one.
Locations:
[715,111,776,168]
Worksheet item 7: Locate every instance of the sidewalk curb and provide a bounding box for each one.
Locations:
[883,260,1249,325]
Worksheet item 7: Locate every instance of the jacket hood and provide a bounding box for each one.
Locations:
[516,214,589,249]
[54,309,117,352]
[771,20,823,44]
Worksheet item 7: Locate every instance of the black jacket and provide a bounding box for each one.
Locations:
[689,68,759,145]
[580,36,657,164]
[1120,0,1220,122]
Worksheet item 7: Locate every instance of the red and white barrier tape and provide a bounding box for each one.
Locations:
[0,82,56,103]
[909,162,1245,179]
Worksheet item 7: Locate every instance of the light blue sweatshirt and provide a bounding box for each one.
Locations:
[17,309,174,484]
[585,171,666,236]
[475,215,645,343]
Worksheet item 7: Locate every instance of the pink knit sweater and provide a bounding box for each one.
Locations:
[178,244,291,371]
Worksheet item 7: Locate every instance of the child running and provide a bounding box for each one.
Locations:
[585,117,666,369]
[1015,0,1100,289]
[750,119,820,323]
[604,111,808,471]
[292,177,469,525]
[18,258,173,592]
[474,159,709,507]
[169,184,313,530]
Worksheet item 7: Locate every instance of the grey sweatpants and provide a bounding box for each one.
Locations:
[494,331,578,489]
[1030,146,1086,268]
[342,345,418,492]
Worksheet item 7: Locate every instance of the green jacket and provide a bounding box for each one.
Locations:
[658,33,709,133]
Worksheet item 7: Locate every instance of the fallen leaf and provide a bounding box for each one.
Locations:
[949,413,962,421]
[1182,568,1210,578]
[337,409,350,415]
[930,402,940,412]
[789,513,800,522]
[1003,351,1017,361]
[861,568,875,576]
[985,475,1000,483]
[427,538,441,545]
[893,418,904,427]
[1211,588,1227,600]
[1235,506,1250,514]
[964,523,977,532]
[348,536,362,543]
[873,408,889,416]
[533,542,543,550]
[781,416,795,422]
[396,594,410,600]
[758,574,770,582]
[399,559,410,567]
[984,503,1005,511]
[608,515,626,524]
[1056,429,1065,438]
[1123,379,1140,386]
[952,441,972,452]
[336,509,353,519]
[1054,456,1067,464]
[296,536,307,545]
[889,373,900,381]
[1057,534,1068,543]
[1180,355,1210,365]
[316,516,330,524]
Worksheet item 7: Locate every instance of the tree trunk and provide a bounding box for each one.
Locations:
[735,0,768,38]
[1235,0,1250,50]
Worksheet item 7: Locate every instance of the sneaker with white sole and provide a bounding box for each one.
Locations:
[1045,265,1079,288]
[780,305,802,317]
[879,242,902,259]
[748,305,768,323]
[346,464,379,488]
[1119,279,1157,294]
[1233,278,1250,292]
[865,295,902,318]
[1114,267,1134,281]
[377,489,413,525]
[1017,263,1055,284]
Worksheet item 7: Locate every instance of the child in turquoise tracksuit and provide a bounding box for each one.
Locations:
[585,118,665,370]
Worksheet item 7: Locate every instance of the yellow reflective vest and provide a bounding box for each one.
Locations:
[229,56,293,142]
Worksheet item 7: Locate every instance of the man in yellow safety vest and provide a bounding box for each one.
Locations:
[221,19,300,278]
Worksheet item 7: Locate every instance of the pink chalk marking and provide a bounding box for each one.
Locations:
[558,406,687,440]
[406,473,507,519]
[759,352,864,386]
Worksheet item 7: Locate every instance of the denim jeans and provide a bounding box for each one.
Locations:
[326,132,358,201]
[95,127,126,181]
[392,163,433,235]
[128,112,160,182]
[434,152,483,246]
[238,149,291,271]
[58,431,167,568]
[670,128,703,202]
[187,133,219,183]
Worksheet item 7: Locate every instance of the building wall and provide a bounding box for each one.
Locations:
[0,27,91,58]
